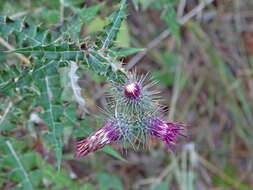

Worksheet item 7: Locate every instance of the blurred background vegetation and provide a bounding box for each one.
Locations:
[0,0,253,189]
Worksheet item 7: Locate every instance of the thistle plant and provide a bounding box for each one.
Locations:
[0,0,186,175]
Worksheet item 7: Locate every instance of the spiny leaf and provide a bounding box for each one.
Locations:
[5,140,34,190]
[102,146,127,162]
[35,61,63,169]
[0,62,27,95]
[75,3,104,23]
[161,0,180,41]
[101,0,127,49]
[0,16,54,47]
[86,49,127,83]
[4,48,127,88]
[58,3,104,42]
[0,60,55,93]
[1,138,79,189]
[38,157,79,190]
[108,47,145,59]
[12,43,85,61]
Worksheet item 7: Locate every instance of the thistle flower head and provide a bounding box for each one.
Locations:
[110,72,160,113]
[75,121,121,157]
[75,71,188,157]
[147,117,187,151]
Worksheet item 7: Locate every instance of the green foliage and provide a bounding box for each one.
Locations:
[34,62,63,169]
[102,146,127,162]
[161,0,180,41]
[137,0,180,40]
[96,172,124,190]
[212,166,250,190]
[75,3,104,23]
[0,138,81,190]
[150,182,169,190]
[101,0,127,49]
[0,0,141,178]
[13,43,85,61]
[0,102,18,131]
[0,16,55,47]
[4,140,35,190]
[152,51,179,86]
[0,0,143,188]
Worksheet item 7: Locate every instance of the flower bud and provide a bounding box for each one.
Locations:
[110,73,159,114]
[124,82,141,99]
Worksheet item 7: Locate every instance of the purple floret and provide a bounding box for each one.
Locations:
[124,82,141,99]
[148,118,187,151]
[75,122,121,157]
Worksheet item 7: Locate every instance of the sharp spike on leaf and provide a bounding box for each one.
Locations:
[101,0,127,49]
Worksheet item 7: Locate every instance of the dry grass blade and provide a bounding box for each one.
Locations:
[0,37,30,66]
